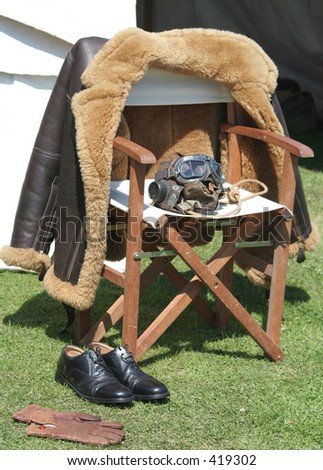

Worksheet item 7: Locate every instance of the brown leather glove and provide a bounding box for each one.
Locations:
[13,405,125,445]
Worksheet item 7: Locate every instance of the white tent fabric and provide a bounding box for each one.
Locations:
[0,0,136,44]
[0,0,136,266]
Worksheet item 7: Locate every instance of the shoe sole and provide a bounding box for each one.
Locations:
[55,370,134,404]
[134,392,170,401]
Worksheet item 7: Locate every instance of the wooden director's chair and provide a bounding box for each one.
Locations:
[75,69,313,361]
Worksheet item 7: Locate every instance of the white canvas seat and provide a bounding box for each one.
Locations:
[109,179,292,228]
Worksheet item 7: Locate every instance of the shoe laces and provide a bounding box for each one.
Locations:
[119,345,139,369]
[89,347,108,373]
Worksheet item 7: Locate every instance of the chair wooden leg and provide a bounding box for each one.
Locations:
[121,171,145,356]
[122,255,141,356]
[215,224,234,329]
[78,214,286,361]
[78,242,216,348]
[165,223,284,362]
[78,297,125,346]
[136,276,205,359]
[135,244,241,359]
[78,257,162,346]
[215,259,234,329]
[75,309,91,345]
[142,241,216,323]
[162,261,216,326]
[123,246,217,358]
[266,243,290,344]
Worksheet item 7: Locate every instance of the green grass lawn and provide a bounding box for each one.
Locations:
[1,138,322,450]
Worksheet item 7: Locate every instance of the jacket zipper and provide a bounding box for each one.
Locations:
[34,176,59,253]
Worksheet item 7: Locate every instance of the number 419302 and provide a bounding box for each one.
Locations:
[209,454,256,465]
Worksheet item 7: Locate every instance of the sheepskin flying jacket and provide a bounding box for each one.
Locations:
[0,28,317,311]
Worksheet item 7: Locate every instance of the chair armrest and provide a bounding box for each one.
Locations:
[113,136,156,164]
[221,124,314,158]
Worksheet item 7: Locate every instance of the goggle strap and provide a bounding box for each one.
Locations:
[155,168,175,181]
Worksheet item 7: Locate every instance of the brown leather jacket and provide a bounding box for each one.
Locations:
[2,34,314,313]
[10,37,107,284]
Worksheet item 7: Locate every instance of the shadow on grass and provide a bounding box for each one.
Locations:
[3,289,75,343]
[3,270,310,363]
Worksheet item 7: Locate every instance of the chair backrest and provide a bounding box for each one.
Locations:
[119,63,281,204]
[122,67,235,171]
[125,67,234,106]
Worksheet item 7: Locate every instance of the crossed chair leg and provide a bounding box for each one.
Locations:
[77,213,288,362]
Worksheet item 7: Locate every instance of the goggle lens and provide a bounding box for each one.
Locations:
[178,157,224,184]
[210,161,225,183]
[179,159,207,179]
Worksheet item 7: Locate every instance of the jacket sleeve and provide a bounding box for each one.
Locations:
[10,37,107,254]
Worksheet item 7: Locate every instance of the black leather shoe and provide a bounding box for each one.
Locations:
[55,345,134,404]
[90,343,170,401]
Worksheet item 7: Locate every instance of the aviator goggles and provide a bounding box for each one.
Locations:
[154,154,225,187]
[172,154,225,186]
[150,153,227,213]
